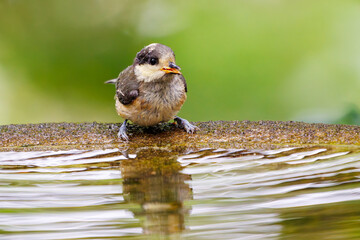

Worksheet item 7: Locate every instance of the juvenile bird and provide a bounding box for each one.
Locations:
[105,43,198,140]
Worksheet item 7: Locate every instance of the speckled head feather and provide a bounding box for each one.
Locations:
[134,43,175,65]
[133,43,179,82]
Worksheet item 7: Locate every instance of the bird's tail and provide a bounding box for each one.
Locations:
[104,79,117,84]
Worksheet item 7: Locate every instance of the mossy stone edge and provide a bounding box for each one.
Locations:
[1,120,360,151]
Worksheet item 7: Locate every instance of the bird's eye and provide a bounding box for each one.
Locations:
[149,57,158,65]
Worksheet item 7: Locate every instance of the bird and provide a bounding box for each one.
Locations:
[105,43,198,141]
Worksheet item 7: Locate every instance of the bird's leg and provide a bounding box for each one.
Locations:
[174,116,199,134]
[118,119,129,141]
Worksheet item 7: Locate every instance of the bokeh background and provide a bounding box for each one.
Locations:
[1,0,360,125]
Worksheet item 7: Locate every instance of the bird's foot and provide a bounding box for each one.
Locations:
[118,120,129,141]
[174,116,199,134]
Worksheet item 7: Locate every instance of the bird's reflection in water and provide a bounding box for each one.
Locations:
[121,147,192,236]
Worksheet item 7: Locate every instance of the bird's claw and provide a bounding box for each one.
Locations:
[118,130,129,141]
[174,116,199,134]
[118,120,129,141]
[184,122,199,134]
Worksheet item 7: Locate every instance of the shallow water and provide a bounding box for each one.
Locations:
[1,146,360,239]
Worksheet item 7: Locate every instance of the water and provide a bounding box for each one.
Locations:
[1,146,360,239]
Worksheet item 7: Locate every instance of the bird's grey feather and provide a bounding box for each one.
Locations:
[179,74,187,93]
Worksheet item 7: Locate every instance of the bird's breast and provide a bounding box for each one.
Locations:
[116,77,186,126]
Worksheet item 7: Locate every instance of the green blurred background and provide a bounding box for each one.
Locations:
[1,0,360,125]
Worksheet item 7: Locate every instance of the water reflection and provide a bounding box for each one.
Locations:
[121,148,192,236]
[1,146,360,239]
[278,200,360,239]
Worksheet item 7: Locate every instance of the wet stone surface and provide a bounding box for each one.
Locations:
[1,120,360,151]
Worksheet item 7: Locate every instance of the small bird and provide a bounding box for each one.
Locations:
[105,43,198,140]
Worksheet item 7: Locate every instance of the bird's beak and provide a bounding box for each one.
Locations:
[161,62,181,74]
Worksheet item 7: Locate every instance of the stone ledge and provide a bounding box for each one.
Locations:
[1,121,360,151]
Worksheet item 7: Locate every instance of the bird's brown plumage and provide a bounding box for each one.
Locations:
[106,43,197,140]
[114,44,187,126]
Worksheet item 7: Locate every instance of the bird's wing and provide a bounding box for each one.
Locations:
[179,74,187,92]
[116,66,140,105]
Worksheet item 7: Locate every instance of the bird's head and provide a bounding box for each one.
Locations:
[133,43,182,82]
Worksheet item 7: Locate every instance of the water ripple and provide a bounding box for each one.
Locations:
[1,146,360,239]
